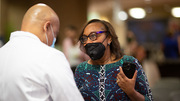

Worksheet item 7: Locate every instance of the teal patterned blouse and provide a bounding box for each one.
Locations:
[75,55,153,101]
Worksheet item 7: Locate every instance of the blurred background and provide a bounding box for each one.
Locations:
[0,0,180,100]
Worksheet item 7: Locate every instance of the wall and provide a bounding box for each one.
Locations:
[0,0,87,45]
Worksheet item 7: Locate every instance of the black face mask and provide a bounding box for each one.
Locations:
[85,42,105,60]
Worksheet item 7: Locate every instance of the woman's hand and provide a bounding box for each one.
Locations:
[116,66,137,96]
[116,66,145,101]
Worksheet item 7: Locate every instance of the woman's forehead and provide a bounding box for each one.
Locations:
[84,22,106,34]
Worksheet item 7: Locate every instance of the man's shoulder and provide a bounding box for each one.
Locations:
[45,47,66,58]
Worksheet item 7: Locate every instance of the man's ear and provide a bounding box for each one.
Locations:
[43,21,51,45]
[43,21,51,33]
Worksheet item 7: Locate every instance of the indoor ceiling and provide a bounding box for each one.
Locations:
[89,0,180,20]
[119,0,180,9]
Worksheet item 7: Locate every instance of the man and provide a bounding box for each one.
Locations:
[0,3,84,101]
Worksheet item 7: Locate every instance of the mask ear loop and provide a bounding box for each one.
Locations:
[50,24,55,38]
[45,24,55,46]
[45,32,48,45]
[50,24,57,48]
[101,31,109,44]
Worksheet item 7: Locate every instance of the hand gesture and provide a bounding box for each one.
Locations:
[116,66,137,96]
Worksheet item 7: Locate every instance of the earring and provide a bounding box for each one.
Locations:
[108,43,110,46]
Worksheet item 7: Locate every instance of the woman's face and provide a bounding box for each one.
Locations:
[83,22,110,46]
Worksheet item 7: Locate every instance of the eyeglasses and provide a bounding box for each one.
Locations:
[80,31,108,44]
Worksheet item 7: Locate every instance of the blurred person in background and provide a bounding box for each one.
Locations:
[134,45,161,88]
[162,31,180,59]
[62,25,89,73]
[141,50,161,88]
[125,31,160,88]
[74,19,153,101]
[162,20,180,59]
[124,30,138,57]
[134,45,146,64]
[0,3,84,101]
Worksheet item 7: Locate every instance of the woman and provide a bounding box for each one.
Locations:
[74,19,153,101]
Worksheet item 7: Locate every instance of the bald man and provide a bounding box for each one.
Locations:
[0,3,84,101]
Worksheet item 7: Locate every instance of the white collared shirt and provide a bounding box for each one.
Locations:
[0,31,84,101]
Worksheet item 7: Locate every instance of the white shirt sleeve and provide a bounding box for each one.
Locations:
[44,51,84,101]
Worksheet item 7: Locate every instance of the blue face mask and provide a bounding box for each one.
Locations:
[50,25,56,48]
[51,37,56,48]
[45,24,56,48]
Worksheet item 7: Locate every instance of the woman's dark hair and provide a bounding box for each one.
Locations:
[79,19,123,60]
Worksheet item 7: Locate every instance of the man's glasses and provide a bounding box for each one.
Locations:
[80,31,108,44]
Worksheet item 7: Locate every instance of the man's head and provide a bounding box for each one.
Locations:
[21,3,60,46]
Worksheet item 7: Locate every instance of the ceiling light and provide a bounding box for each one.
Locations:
[118,11,128,21]
[171,7,180,18]
[129,8,146,19]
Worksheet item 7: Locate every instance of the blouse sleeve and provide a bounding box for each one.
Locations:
[133,58,153,101]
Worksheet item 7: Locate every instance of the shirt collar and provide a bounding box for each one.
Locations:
[10,31,41,42]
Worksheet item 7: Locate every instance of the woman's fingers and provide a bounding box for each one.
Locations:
[116,77,120,83]
[132,70,138,80]
[119,66,126,79]
[117,66,137,84]
[117,66,126,83]
[116,66,137,95]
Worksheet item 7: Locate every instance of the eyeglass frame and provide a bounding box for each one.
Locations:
[79,31,109,44]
